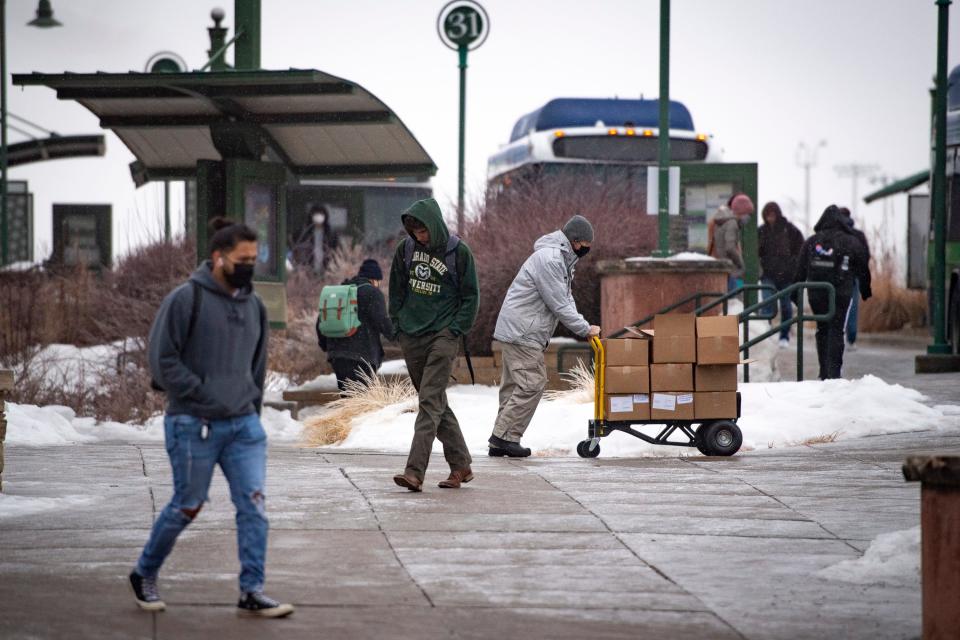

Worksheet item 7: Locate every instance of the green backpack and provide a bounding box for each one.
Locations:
[317,283,368,338]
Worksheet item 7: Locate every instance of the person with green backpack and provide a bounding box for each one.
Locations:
[316,259,395,392]
[389,198,480,492]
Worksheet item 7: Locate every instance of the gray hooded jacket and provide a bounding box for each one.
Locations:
[711,205,744,278]
[148,262,268,419]
[494,230,590,349]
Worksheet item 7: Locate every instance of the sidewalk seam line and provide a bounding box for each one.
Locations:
[521,463,748,640]
[338,466,435,608]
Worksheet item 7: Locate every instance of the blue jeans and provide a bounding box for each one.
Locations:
[760,277,794,341]
[846,279,860,345]
[136,413,269,593]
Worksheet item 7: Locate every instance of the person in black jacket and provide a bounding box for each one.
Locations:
[793,205,872,380]
[317,259,396,391]
[838,207,872,351]
[758,201,805,347]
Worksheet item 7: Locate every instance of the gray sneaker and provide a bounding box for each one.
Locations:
[129,571,166,612]
[237,591,295,618]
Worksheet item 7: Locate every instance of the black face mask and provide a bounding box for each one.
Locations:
[574,245,591,258]
[225,262,255,289]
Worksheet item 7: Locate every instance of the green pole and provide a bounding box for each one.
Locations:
[457,44,468,233]
[0,0,8,266]
[234,0,261,70]
[929,0,951,354]
[163,181,171,243]
[654,0,671,257]
[207,10,229,72]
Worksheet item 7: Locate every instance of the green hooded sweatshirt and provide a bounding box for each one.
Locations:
[388,198,480,337]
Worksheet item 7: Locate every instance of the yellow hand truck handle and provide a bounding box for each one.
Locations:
[590,335,605,421]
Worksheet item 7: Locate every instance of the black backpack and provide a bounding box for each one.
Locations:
[806,235,852,287]
[150,282,203,392]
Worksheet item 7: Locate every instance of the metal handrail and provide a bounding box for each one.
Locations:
[558,282,836,383]
[736,281,836,382]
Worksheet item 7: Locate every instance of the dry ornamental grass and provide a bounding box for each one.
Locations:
[302,369,417,446]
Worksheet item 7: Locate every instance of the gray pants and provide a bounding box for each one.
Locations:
[492,342,548,443]
[400,329,472,482]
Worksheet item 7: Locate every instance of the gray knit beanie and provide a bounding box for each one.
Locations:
[562,214,594,243]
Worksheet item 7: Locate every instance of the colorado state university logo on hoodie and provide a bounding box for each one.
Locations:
[409,249,448,296]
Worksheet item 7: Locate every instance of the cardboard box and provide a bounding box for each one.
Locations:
[603,334,650,366]
[605,393,651,421]
[695,364,738,392]
[653,314,696,363]
[694,392,738,419]
[696,316,740,365]
[650,392,695,420]
[650,363,694,392]
[604,366,650,394]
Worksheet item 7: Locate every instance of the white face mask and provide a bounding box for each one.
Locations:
[313,214,326,225]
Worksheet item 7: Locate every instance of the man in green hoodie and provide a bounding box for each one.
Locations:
[389,198,480,491]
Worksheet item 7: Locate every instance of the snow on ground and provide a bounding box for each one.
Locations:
[7,340,141,394]
[626,252,715,262]
[336,374,955,457]
[818,527,920,586]
[286,360,409,394]
[0,492,97,520]
[4,404,302,447]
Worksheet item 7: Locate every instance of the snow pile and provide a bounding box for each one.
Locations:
[288,360,409,394]
[818,527,920,586]
[15,340,141,394]
[4,404,302,446]
[335,375,955,457]
[0,493,97,519]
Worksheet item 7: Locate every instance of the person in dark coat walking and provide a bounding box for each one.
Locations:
[793,205,872,380]
[758,201,805,346]
[838,207,872,350]
[317,259,396,392]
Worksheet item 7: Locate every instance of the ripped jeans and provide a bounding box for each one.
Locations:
[136,413,269,593]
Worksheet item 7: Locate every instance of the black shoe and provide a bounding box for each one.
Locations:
[488,435,531,458]
[129,571,166,612]
[488,447,507,457]
[237,591,295,618]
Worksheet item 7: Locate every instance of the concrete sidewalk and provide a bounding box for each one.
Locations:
[3,422,959,639]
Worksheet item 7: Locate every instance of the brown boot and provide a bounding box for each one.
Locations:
[393,473,423,492]
[438,467,474,489]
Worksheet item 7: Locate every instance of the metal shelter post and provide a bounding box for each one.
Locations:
[655,0,671,257]
[929,0,951,355]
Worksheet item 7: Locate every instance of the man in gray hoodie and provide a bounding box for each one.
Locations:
[487,215,600,457]
[129,218,293,619]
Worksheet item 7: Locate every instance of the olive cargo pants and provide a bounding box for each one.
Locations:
[492,342,548,443]
[400,329,472,481]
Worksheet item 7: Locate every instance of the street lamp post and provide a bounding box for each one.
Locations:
[795,140,826,234]
[1,0,61,266]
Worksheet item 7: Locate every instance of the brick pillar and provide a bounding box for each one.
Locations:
[596,258,733,337]
[0,370,12,492]
[903,456,960,639]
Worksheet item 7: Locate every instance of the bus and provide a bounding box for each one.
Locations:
[487,97,720,188]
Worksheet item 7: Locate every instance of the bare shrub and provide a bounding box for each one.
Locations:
[301,369,417,445]
[791,430,843,446]
[462,175,655,354]
[859,242,926,333]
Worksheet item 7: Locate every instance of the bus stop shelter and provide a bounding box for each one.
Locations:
[13,68,437,325]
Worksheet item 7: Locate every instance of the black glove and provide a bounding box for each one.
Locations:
[861,287,872,302]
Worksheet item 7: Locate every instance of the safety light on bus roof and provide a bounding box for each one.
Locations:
[554,130,565,138]
[608,128,618,135]
[626,129,636,136]
[695,133,707,141]
[642,129,654,137]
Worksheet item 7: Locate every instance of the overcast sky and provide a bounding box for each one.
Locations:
[6,0,959,264]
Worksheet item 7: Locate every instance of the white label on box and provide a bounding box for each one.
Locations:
[633,394,650,405]
[678,393,694,405]
[609,396,633,413]
[652,394,676,411]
